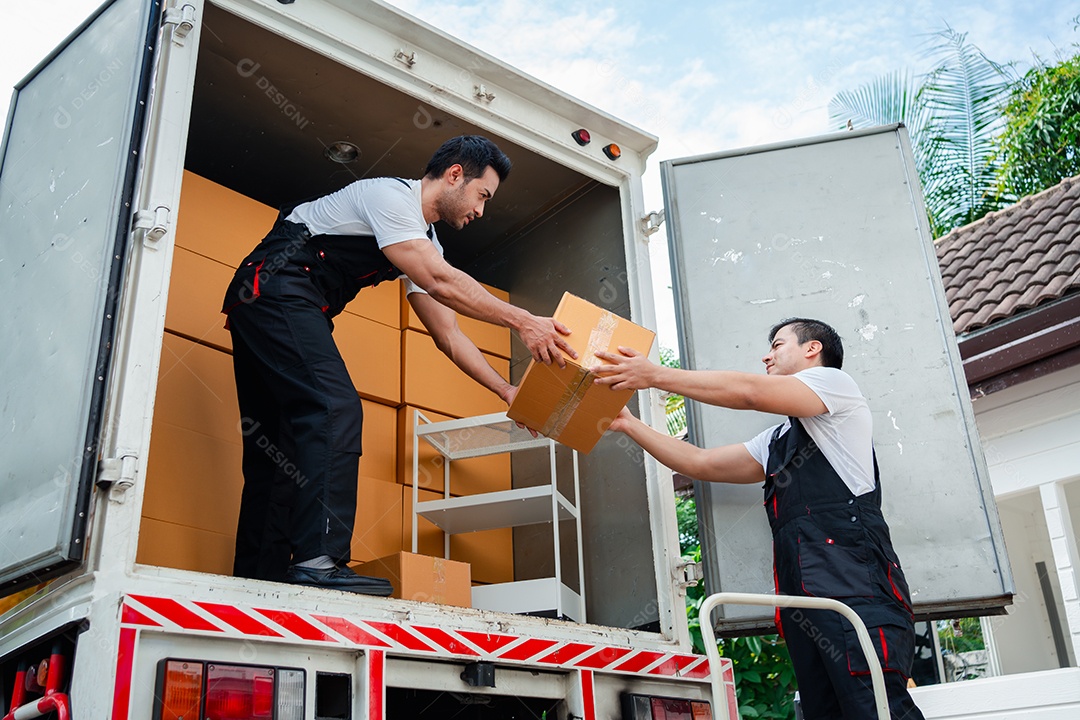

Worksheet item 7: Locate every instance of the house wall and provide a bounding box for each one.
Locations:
[990,492,1065,673]
[970,363,1080,673]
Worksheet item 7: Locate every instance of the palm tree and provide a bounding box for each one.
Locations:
[829,26,1014,237]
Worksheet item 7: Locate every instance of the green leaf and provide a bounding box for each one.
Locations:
[740,670,762,683]
[746,635,763,657]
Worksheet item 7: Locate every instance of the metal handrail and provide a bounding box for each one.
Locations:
[699,592,889,720]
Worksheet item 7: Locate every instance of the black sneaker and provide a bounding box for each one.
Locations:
[284,565,393,596]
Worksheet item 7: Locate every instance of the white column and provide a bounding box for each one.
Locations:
[1040,480,1080,666]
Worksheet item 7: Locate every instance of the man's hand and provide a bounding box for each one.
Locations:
[607,405,638,434]
[517,314,575,367]
[591,346,658,391]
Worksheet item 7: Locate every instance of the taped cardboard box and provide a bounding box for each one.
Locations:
[507,293,655,454]
[350,551,470,607]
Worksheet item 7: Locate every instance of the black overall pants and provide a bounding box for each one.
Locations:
[222,212,405,581]
[765,418,925,720]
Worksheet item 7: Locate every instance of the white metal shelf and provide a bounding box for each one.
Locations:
[410,410,585,622]
[415,411,551,460]
[416,485,578,534]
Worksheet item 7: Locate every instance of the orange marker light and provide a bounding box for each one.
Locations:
[603,143,621,160]
[159,660,203,720]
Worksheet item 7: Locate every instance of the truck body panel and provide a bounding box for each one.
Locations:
[0,0,159,592]
[662,127,1013,631]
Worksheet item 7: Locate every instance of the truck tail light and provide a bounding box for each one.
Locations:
[205,664,274,718]
[276,668,305,720]
[622,693,712,719]
[156,659,306,720]
[159,661,203,720]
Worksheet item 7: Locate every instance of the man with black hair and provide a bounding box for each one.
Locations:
[222,135,575,593]
[592,318,924,719]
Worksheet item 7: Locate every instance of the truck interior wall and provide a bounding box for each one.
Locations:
[465,186,660,630]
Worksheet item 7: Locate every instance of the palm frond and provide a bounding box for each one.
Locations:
[919,26,1015,232]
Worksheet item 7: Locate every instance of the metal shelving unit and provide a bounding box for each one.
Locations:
[410,410,585,622]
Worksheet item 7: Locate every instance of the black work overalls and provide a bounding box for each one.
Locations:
[765,417,925,720]
[221,189,424,581]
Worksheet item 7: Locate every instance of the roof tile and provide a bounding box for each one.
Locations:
[936,175,1080,335]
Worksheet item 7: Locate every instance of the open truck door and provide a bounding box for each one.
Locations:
[0,0,165,593]
[662,125,1014,633]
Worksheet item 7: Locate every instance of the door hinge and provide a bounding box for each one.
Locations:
[163,3,197,46]
[98,451,139,492]
[674,559,703,590]
[133,205,172,244]
[641,209,665,237]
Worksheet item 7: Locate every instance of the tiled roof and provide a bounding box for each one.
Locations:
[936,176,1080,336]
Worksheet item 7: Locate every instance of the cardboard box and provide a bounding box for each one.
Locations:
[396,406,511,494]
[507,293,655,453]
[347,278,401,330]
[143,421,244,536]
[350,476,404,564]
[156,332,242,442]
[401,282,512,358]
[165,247,236,353]
[351,551,471,607]
[404,488,514,584]
[360,400,397,482]
[137,518,235,576]
[335,312,402,406]
[401,330,509,418]
[175,170,279,267]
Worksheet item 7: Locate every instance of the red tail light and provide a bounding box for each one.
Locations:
[205,665,274,718]
[156,659,305,720]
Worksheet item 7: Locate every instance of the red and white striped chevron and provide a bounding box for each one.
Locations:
[121,593,714,681]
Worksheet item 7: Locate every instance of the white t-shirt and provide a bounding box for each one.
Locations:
[743,367,876,496]
[286,177,442,295]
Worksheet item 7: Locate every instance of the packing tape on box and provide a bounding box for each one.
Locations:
[539,365,592,438]
[581,311,619,367]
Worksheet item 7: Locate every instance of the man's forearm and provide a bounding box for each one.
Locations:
[620,413,707,478]
[435,329,513,401]
[425,266,525,332]
[650,366,761,411]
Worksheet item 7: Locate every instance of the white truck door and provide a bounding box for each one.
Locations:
[0,0,161,592]
[661,125,1013,633]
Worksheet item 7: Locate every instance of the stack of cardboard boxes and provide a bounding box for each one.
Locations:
[136,171,514,600]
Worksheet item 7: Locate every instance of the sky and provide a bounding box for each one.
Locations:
[2,0,1077,349]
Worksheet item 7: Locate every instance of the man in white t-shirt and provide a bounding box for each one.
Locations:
[222,136,575,594]
[593,318,924,720]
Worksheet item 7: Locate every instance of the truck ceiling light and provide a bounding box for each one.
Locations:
[571,129,591,145]
[603,143,621,160]
[324,141,360,163]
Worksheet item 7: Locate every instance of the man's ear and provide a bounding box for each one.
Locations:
[444,163,465,186]
[804,340,823,360]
